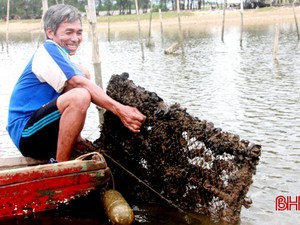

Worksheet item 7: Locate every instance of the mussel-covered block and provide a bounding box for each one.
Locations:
[95,73,261,223]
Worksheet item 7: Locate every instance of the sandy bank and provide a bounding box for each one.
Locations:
[0,6,299,33]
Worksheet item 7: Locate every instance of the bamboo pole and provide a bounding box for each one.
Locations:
[292,0,300,41]
[176,0,184,54]
[5,0,9,51]
[221,0,226,42]
[240,0,244,47]
[41,0,48,23]
[134,0,145,60]
[37,0,48,48]
[146,0,154,48]
[86,0,104,125]
[159,8,164,43]
[107,16,111,42]
[273,18,279,61]
[0,39,3,51]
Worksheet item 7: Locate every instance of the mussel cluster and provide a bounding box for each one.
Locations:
[94,73,261,223]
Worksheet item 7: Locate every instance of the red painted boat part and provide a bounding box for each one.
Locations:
[0,156,110,218]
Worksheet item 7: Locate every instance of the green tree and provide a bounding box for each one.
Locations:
[0,0,87,20]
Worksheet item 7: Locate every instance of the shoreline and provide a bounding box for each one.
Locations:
[0,6,299,33]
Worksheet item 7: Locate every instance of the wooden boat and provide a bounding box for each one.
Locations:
[0,152,110,219]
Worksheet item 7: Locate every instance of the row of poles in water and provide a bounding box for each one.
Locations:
[226,0,300,60]
[102,0,300,61]
[2,0,300,118]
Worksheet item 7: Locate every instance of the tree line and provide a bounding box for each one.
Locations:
[0,0,295,20]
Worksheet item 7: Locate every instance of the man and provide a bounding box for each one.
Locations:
[6,4,146,162]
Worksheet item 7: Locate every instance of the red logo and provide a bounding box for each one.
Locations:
[275,195,300,211]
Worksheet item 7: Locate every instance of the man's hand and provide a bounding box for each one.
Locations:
[117,105,146,132]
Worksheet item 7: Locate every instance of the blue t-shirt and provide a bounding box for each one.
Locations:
[6,40,83,149]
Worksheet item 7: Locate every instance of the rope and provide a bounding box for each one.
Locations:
[75,150,201,223]
[75,151,116,189]
[75,151,103,161]
[101,151,186,214]
[102,152,205,223]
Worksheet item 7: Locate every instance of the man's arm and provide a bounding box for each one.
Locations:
[75,64,91,79]
[66,75,146,132]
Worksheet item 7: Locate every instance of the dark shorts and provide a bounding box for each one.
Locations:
[19,99,61,159]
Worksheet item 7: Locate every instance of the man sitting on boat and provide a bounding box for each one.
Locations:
[6,4,146,162]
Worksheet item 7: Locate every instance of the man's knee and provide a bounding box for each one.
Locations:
[70,88,91,108]
[57,88,91,112]
[73,88,91,100]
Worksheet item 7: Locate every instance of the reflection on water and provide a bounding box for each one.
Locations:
[0,21,300,225]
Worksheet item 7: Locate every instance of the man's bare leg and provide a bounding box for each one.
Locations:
[56,88,91,161]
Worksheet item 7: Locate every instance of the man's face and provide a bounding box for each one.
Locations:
[47,19,83,55]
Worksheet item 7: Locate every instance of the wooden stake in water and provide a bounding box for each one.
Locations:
[159,9,164,43]
[134,0,145,60]
[86,0,104,125]
[5,0,9,51]
[42,0,48,22]
[292,0,300,41]
[176,0,184,54]
[146,0,154,48]
[240,0,244,47]
[221,0,227,42]
[108,16,111,42]
[273,19,279,61]
[37,0,48,48]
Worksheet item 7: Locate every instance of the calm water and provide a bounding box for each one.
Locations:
[0,19,300,225]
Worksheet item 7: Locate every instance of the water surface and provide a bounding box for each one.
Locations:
[0,20,299,224]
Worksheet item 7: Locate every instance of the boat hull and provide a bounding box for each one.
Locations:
[0,153,110,218]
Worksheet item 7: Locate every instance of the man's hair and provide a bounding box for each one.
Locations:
[43,4,82,38]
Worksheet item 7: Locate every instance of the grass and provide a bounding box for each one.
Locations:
[95,11,195,23]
